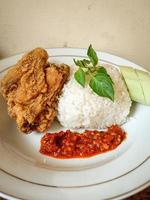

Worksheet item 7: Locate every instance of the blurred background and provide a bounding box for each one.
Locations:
[0,0,150,70]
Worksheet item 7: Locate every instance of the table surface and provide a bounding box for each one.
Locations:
[0,0,150,199]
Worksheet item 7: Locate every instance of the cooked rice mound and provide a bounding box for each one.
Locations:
[58,64,132,129]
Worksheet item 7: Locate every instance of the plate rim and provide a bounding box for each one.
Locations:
[0,47,150,200]
[0,173,150,200]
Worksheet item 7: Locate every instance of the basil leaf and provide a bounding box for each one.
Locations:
[97,66,107,74]
[89,74,114,101]
[73,59,91,68]
[74,68,85,87]
[73,45,115,100]
[73,59,85,68]
[83,59,90,64]
[97,67,113,84]
[73,58,78,66]
[87,44,98,66]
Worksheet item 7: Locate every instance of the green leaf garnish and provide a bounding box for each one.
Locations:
[83,59,91,64]
[73,59,85,68]
[74,68,85,87]
[87,44,98,66]
[97,66,107,74]
[97,67,114,84]
[73,45,115,101]
[89,73,114,101]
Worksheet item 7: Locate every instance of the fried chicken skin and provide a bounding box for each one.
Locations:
[0,48,70,133]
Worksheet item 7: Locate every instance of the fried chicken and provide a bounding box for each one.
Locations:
[0,48,70,133]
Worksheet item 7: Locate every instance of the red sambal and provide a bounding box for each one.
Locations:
[39,125,126,159]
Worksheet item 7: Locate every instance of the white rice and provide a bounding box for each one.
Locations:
[58,64,132,129]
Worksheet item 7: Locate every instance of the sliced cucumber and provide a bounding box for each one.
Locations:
[119,66,150,105]
[135,69,150,105]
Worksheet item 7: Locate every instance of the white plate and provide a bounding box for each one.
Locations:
[0,48,150,200]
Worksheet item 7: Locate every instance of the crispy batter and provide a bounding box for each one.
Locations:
[0,48,70,133]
